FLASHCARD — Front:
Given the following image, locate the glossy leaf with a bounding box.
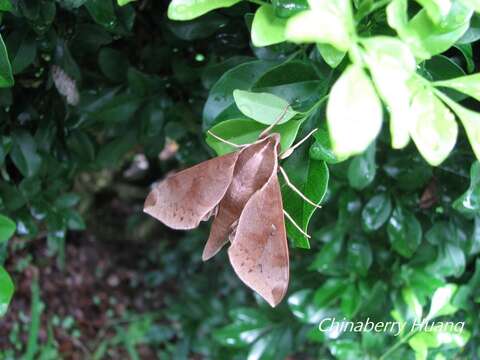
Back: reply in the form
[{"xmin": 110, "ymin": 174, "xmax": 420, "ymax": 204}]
[
  {"xmin": 0, "ymin": 266, "xmax": 14, "ymax": 317},
  {"xmin": 347, "ymin": 143, "xmax": 376, "ymax": 190},
  {"xmin": 415, "ymin": 0, "xmax": 452, "ymax": 23},
  {"xmin": 387, "ymin": 0, "xmax": 473, "ymax": 60},
  {"xmin": 0, "ymin": 214, "xmax": 16, "ymax": 243},
  {"xmin": 285, "ymin": 0, "xmax": 354, "ymax": 51},
  {"xmin": 409, "ymin": 87, "xmax": 457, "ymax": 166},
  {"xmin": 309, "ymin": 128, "xmax": 346, "ymax": 164},
  {"xmin": 426, "ymin": 284, "xmax": 458, "ymax": 320},
  {"xmin": 362, "ymin": 36, "xmax": 416, "ymax": 149},
  {"xmin": 387, "ymin": 206, "xmax": 422, "ymax": 258},
  {"xmin": 10, "ymin": 131, "xmax": 42, "ymax": 178},
  {"xmin": 317, "ymin": 43, "xmax": 346, "ymax": 69},
  {"xmin": 168, "ymin": 0, "xmax": 241, "ymax": 21},
  {"xmin": 327, "ymin": 64, "xmax": 383, "ymax": 158},
  {"xmin": 453, "ymin": 161, "xmax": 480, "ymax": 217},
  {"xmin": 206, "ymin": 118, "xmax": 303, "ymax": 156},
  {"xmin": 233, "ymin": 90, "xmax": 297, "ymax": 125},
  {"xmin": 0, "ymin": 33, "xmax": 13, "ymax": 87},
  {"xmin": 203, "ymin": 60, "xmax": 276, "ymax": 129},
  {"xmin": 288, "ymin": 289, "xmax": 325, "ymax": 324},
  {"xmin": 362, "ymin": 193, "xmax": 392, "ymax": 232},
  {"xmin": 282, "ymin": 147, "xmax": 329, "ymax": 248},
  {"xmin": 435, "ymin": 73, "xmax": 480, "ymax": 102},
  {"xmin": 251, "ymin": 5, "xmax": 287, "ymax": 47}
]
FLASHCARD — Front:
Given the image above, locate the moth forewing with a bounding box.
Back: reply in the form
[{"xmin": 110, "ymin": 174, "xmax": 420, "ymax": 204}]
[
  {"xmin": 143, "ymin": 151, "xmax": 240, "ymax": 230},
  {"xmin": 228, "ymin": 135, "xmax": 290, "ymax": 307},
  {"xmin": 202, "ymin": 136, "xmax": 278, "ymax": 260}
]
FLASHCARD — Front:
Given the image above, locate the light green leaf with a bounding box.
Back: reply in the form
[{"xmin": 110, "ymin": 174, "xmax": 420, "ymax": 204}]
[
  {"xmin": 426, "ymin": 284, "xmax": 458, "ymax": 320},
  {"xmin": 117, "ymin": 0, "xmax": 135, "ymax": 5},
  {"xmin": 316, "ymin": 43, "xmax": 346, "ymax": 68},
  {"xmin": 362, "ymin": 36, "xmax": 416, "ymax": 149},
  {"xmin": 233, "ymin": 90, "xmax": 297, "ymax": 125},
  {"xmin": 0, "ymin": 214, "xmax": 16, "ymax": 243},
  {"xmin": 203, "ymin": 60, "xmax": 276, "ymax": 129},
  {"xmin": 434, "ymin": 73, "xmax": 480, "ymax": 102},
  {"xmin": 168, "ymin": 0, "xmax": 241, "ymax": 21},
  {"xmin": 251, "ymin": 5, "xmax": 287, "ymax": 47},
  {"xmin": 415, "ymin": 0, "xmax": 452, "ymax": 23},
  {"xmin": 285, "ymin": 0, "xmax": 354, "ymax": 51},
  {"xmin": 437, "ymin": 92, "xmax": 480, "ymax": 161},
  {"xmin": 459, "ymin": 0, "xmax": 480, "ymax": 12},
  {"xmin": 327, "ymin": 64, "xmax": 383, "ymax": 158},
  {"xmin": 0, "ymin": 33, "xmax": 13, "ymax": 88},
  {"xmin": 387, "ymin": 0, "xmax": 473, "ymax": 60},
  {"xmin": 402, "ymin": 287, "xmax": 423, "ymax": 320},
  {"xmin": 408, "ymin": 87, "xmax": 457, "ymax": 166},
  {"xmin": 0, "ymin": 266, "xmax": 14, "ymax": 317},
  {"xmin": 206, "ymin": 118, "xmax": 303, "ymax": 156},
  {"xmin": 0, "ymin": 0, "xmax": 12, "ymax": 11}
]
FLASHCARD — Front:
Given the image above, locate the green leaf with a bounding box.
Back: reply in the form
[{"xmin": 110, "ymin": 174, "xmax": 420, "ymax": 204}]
[
  {"xmin": 285, "ymin": 0, "xmax": 354, "ymax": 51},
  {"xmin": 213, "ymin": 308, "xmax": 269, "ymax": 348},
  {"xmin": 347, "ymin": 238, "xmax": 372, "ymax": 276},
  {"xmin": 0, "ymin": 266, "xmax": 14, "ymax": 317},
  {"xmin": 434, "ymin": 73, "xmax": 480, "ymax": 102},
  {"xmin": 168, "ymin": 0, "xmax": 241, "ymax": 21},
  {"xmin": 0, "ymin": 0, "xmax": 12, "ymax": 11},
  {"xmin": 309, "ymin": 128, "xmax": 347, "ymax": 164},
  {"xmin": 429, "ymin": 243, "xmax": 466, "ymax": 277},
  {"xmin": 387, "ymin": 206, "xmax": 422, "ymax": 258},
  {"xmin": 362, "ymin": 193, "xmax": 392, "ymax": 232},
  {"xmin": 272, "ymin": 0, "xmax": 308, "ymax": 18},
  {"xmin": 10, "ymin": 131, "xmax": 42, "ymax": 177},
  {"xmin": 282, "ymin": 150, "xmax": 329, "ymax": 248},
  {"xmin": 327, "ymin": 64, "xmax": 383, "ymax": 158},
  {"xmin": 408, "ymin": 86, "xmax": 457, "ymax": 166},
  {"xmin": 98, "ymin": 48, "xmax": 129, "ymax": 82},
  {"xmin": 437, "ymin": 93, "xmax": 480, "ymax": 162},
  {"xmin": 409, "ymin": 328, "xmax": 470, "ymax": 360},
  {"xmin": 0, "ymin": 33, "xmax": 13, "ymax": 87},
  {"xmin": 0, "ymin": 214, "xmax": 16, "ymax": 243},
  {"xmin": 316, "ymin": 43, "xmax": 346, "ymax": 69},
  {"xmin": 248, "ymin": 328, "xmax": 292, "ymax": 360},
  {"xmin": 426, "ymin": 284, "xmax": 458, "ymax": 320},
  {"xmin": 85, "ymin": 0, "xmax": 118, "ymax": 29},
  {"xmin": 452, "ymin": 161, "xmax": 480, "ymax": 217},
  {"xmin": 415, "ymin": 0, "xmax": 452, "ymax": 23},
  {"xmin": 288, "ymin": 289, "xmax": 325, "ymax": 324},
  {"xmin": 166, "ymin": 12, "xmax": 228, "ymax": 41},
  {"xmin": 347, "ymin": 143, "xmax": 376, "ymax": 190},
  {"xmin": 402, "ymin": 287, "xmax": 423, "ymax": 320},
  {"xmin": 233, "ymin": 90, "xmax": 297, "ymax": 125},
  {"xmin": 459, "ymin": 0, "xmax": 480, "ymax": 12},
  {"xmin": 314, "ymin": 278, "xmax": 347, "ymax": 307},
  {"xmin": 362, "ymin": 36, "xmax": 416, "ymax": 149},
  {"xmin": 5, "ymin": 29, "xmax": 37, "ymax": 75},
  {"xmin": 251, "ymin": 5, "xmax": 287, "ymax": 47},
  {"xmin": 117, "ymin": 0, "xmax": 135, "ymax": 5},
  {"xmin": 387, "ymin": 0, "xmax": 473, "ymax": 60},
  {"xmin": 203, "ymin": 60, "xmax": 276, "ymax": 129},
  {"xmin": 206, "ymin": 118, "xmax": 303, "ymax": 156}
]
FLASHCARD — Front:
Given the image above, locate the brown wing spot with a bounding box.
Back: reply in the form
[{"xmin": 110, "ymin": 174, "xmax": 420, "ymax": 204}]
[
  {"xmin": 144, "ymin": 191, "xmax": 157, "ymax": 208},
  {"xmin": 271, "ymin": 285, "xmax": 285, "ymax": 304}
]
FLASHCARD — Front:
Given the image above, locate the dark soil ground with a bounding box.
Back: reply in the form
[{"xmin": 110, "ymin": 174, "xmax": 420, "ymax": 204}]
[{"xmin": 0, "ymin": 232, "xmax": 168, "ymax": 359}]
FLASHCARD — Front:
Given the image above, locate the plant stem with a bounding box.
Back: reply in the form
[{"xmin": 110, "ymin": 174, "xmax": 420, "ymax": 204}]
[{"xmin": 378, "ymin": 330, "xmax": 416, "ymax": 360}]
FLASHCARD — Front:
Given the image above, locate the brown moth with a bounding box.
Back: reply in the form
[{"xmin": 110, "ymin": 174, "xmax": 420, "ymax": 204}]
[{"xmin": 144, "ymin": 112, "xmax": 319, "ymax": 307}]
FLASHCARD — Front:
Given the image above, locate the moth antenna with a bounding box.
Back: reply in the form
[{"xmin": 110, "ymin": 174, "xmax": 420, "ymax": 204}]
[
  {"xmin": 207, "ymin": 130, "xmax": 246, "ymax": 149},
  {"xmin": 259, "ymin": 104, "xmax": 292, "ymax": 139},
  {"xmin": 279, "ymin": 128, "xmax": 318, "ymax": 159},
  {"xmin": 279, "ymin": 166, "xmax": 322, "ymax": 209},
  {"xmin": 283, "ymin": 209, "xmax": 311, "ymax": 238}
]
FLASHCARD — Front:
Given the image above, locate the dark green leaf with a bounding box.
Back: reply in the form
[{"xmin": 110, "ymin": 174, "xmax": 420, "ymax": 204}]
[
  {"xmin": 0, "ymin": 214, "xmax": 15, "ymax": 243},
  {"xmin": 0, "ymin": 34, "xmax": 13, "ymax": 87},
  {"xmin": 362, "ymin": 193, "xmax": 392, "ymax": 232},
  {"xmin": 10, "ymin": 130, "xmax": 42, "ymax": 177},
  {"xmin": 347, "ymin": 142, "xmax": 376, "ymax": 190},
  {"xmin": 387, "ymin": 206, "xmax": 422, "ymax": 258}
]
